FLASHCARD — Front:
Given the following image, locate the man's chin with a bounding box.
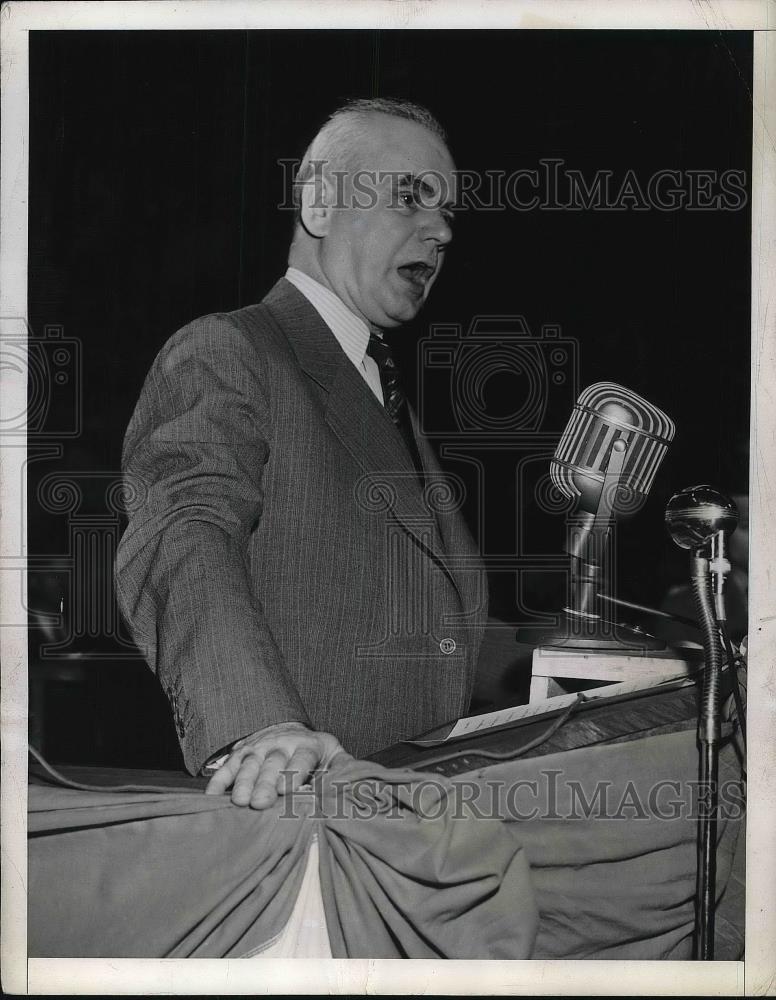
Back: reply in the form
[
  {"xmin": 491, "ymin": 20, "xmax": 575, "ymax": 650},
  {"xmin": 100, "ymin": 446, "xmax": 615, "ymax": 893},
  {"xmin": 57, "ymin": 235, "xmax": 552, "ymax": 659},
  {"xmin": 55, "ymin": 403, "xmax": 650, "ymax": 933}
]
[{"xmin": 378, "ymin": 294, "xmax": 427, "ymax": 327}]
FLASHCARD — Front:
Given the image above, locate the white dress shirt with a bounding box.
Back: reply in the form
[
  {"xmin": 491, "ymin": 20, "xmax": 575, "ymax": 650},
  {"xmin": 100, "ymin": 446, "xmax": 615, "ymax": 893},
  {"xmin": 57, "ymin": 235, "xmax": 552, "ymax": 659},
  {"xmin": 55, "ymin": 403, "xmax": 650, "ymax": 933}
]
[{"xmin": 285, "ymin": 267, "xmax": 384, "ymax": 404}]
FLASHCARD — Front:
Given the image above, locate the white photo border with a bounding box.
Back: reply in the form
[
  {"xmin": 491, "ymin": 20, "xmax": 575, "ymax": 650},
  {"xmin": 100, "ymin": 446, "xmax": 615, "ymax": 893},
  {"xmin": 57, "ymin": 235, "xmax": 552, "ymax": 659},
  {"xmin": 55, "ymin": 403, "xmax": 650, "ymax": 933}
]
[{"xmin": 1, "ymin": 1, "xmax": 773, "ymax": 995}]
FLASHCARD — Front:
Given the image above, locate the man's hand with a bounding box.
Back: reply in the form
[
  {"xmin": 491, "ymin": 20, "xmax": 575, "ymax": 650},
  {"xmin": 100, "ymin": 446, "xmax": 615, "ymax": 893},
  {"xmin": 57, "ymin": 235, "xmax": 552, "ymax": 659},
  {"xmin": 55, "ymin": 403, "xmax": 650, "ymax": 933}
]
[{"xmin": 204, "ymin": 721, "xmax": 348, "ymax": 809}]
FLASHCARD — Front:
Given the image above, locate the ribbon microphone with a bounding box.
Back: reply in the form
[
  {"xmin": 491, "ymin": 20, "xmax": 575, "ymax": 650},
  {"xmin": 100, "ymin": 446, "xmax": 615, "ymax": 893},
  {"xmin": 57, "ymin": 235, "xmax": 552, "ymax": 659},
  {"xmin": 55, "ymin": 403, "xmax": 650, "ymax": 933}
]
[{"xmin": 535, "ymin": 381, "xmax": 676, "ymax": 650}]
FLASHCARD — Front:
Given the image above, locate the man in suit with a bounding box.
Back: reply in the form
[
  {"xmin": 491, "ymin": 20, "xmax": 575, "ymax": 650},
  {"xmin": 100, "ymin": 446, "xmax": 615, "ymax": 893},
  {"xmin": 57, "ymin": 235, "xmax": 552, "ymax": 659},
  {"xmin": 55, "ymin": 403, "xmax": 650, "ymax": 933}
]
[{"xmin": 116, "ymin": 98, "xmax": 487, "ymax": 808}]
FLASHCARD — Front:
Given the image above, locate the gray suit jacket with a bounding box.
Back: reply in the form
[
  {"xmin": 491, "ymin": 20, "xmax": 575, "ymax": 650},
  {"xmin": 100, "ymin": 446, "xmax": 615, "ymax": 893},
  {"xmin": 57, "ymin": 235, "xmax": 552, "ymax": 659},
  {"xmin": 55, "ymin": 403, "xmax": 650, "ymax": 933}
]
[{"xmin": 116, "ymin": 279, "xmax": 488, "ymax": 773}]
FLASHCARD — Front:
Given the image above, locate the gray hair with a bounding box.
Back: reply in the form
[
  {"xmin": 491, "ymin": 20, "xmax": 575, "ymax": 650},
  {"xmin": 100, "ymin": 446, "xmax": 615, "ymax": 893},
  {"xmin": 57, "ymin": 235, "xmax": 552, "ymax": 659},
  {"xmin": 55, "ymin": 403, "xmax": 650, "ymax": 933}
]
[{"xmin": 293, "ymin": 98, "xmax": 449, "ymax": 216}]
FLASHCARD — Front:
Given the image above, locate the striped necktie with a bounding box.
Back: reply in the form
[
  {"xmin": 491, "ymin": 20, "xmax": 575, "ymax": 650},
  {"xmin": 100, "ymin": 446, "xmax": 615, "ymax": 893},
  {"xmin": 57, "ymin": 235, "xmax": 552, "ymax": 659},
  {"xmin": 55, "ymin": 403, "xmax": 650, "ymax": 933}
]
[{"xmin": 366, "ymin": 331, "xmax": 424, "ymax": 479}]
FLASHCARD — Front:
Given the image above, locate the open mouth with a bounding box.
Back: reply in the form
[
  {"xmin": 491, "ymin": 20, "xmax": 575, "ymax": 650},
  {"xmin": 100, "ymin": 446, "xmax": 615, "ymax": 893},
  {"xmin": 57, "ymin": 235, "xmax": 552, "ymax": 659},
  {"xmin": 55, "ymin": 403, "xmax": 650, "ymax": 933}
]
[{"xmin": 397, "ymin": 262, "xmax": 435, "ymax": 290}]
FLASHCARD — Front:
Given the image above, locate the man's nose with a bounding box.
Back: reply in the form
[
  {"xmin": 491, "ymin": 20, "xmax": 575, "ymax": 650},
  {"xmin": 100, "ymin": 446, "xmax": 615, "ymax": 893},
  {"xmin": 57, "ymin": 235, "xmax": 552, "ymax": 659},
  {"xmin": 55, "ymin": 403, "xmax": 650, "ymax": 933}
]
[{"xmin": 419, "ymin": 207, "xmax": 453, "ymax": 246}]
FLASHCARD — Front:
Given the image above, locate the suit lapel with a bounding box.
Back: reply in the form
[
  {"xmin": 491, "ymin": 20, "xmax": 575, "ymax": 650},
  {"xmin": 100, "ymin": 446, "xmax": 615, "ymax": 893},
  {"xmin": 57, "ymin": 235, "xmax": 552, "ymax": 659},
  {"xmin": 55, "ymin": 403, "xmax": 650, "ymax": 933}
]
[
  {"xmin": 261, "ymin": 279, "xmax": 464, "ymax": 598},
  {"xmin": 412, "ymin": 413, "xmax": 483, "ymax": 605}
]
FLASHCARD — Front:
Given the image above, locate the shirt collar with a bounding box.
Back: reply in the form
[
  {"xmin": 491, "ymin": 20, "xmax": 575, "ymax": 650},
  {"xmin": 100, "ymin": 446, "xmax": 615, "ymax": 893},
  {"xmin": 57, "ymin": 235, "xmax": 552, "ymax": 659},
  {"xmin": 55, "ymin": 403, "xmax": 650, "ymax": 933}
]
[{"xmin": 285, "ymin": 267, "xmax": 375, "ymax": 368}]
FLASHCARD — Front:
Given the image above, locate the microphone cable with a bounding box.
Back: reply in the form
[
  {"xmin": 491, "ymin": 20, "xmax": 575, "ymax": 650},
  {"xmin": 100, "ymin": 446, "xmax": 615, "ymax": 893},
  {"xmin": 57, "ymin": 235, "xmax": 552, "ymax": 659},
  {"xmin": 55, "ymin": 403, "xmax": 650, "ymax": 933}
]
[
  {"xmin": 718, "ymin": 623, "xmax": 747, "ymax": 749},
  {"xmin": 596, "ymin": 592, "xmax": 700, "ymax": 632},
  {"xmin": 402, "ymin": 693, "xmax": 588, "ymax": 774},
  {"xmin": 27, "ymin": 744, "xmax": 202, "ymax": 795}
]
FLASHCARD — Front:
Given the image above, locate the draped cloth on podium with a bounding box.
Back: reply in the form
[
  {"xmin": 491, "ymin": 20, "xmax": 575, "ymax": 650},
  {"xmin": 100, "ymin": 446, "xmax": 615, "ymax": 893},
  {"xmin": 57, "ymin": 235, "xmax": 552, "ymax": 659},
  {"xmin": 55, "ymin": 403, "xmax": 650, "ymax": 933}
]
[
  {"xmin": 28, "ymin": 758, "xmax": 538, "ymax": 959},
  {"xmin": 28, "ymin": 730, "xmax": 744, "ymax": 959}
]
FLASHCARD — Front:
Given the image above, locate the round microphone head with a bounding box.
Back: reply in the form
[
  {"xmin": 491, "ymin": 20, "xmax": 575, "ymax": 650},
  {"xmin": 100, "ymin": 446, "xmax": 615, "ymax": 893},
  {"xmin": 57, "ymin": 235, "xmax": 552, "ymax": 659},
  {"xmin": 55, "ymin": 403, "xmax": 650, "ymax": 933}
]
[
  {"xmin": 665, "ymin": 485, "xmax": 738, "ymax": 550},
  {"xmin": 551, "ymin": 382, "xmax": 675, "ymax": 517}
]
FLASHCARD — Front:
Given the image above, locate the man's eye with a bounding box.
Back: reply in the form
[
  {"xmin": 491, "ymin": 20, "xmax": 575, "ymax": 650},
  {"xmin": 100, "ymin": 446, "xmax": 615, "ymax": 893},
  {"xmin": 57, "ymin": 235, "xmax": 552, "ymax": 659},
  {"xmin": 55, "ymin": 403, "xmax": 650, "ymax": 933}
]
[{"xmin": 398, "ymin": 190, "xmax": 416, "ymax": 208}]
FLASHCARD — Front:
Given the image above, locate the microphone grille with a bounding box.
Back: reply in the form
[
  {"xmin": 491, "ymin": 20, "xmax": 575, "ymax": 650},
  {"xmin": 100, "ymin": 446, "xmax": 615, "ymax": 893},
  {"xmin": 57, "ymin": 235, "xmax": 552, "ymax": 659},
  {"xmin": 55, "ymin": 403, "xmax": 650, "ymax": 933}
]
[
  {"xmin": 577, "ymin": 382, "xmax": 675, "ymax": 439},
  {"xmin": 551, "ymin": 382, "xmax": 675, "ymax": 503}
]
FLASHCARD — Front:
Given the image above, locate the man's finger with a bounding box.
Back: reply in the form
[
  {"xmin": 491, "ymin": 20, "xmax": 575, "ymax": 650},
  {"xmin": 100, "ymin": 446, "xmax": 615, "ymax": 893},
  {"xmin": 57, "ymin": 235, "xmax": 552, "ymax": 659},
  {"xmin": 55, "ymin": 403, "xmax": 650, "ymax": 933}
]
[
  {"xmin": 327, "ymin": 749, "xmax": 355, "ymax": 772},
  {"xmin": 280, "ymin": 745, "xmax": 322, "ymax": 793},
  {"xmin": 231, "ymin": 753, "xmax": 264, "ymax": 807},
  {"xmin": 205, "ymin": 748, "xmax": 253, "ymax": 797},
  {"xmin": 249, "ymin": 748, "xmax": 290, "ymax": 809}
]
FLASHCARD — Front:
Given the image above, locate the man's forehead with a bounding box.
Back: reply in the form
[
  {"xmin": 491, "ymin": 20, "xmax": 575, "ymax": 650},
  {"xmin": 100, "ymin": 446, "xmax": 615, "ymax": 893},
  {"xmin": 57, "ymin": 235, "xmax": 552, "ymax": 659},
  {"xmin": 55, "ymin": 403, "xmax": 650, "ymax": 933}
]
[{"xmin": 357, "ymin": 113, "xmax": 455, "ymax": 175}]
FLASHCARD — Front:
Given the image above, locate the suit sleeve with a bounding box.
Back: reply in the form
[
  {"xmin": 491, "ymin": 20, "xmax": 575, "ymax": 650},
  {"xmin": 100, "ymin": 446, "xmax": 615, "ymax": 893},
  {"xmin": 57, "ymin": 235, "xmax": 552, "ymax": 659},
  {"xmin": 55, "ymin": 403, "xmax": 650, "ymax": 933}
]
[{"xmin": 115, "ymin": 313, "xmax": 312, "ymax": 774}]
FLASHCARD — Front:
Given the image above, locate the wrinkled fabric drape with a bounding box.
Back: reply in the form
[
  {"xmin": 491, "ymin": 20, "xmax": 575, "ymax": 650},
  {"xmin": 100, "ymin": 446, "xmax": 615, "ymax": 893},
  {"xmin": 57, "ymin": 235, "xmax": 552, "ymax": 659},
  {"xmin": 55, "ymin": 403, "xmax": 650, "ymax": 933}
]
[
  {"xmin": 313, "ymin": 761, "xmax": 538, "ymax": 958},
  {"xmin": 29, "ymin": 784, "xmax": 311, "ymax": 957},
  {"xmin": 453, "ymin": 729, "xmax": 744, "ymax": 959},
  {"xmin": 28, "ymin": 730, "xmax": 744, "ymax": 959},
  {"xmin": 28, "ymin": 759, "xmax": 537, "ymax": 959}
]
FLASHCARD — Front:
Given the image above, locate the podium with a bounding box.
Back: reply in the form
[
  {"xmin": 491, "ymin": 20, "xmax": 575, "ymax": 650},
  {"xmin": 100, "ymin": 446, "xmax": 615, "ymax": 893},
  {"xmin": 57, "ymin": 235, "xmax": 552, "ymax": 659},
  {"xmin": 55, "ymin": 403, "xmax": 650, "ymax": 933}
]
[{"xmin": 528, "ymin": 644, "xmax": 702, "ymax": 702}]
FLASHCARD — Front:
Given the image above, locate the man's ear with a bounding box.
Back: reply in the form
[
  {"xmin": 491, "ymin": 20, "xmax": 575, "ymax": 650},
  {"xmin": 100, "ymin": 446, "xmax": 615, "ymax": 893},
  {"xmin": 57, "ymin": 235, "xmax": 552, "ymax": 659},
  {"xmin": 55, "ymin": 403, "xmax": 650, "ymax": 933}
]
[{"xmin": 299, "ymin": 170, "xmax": 335, "ymax": 238}]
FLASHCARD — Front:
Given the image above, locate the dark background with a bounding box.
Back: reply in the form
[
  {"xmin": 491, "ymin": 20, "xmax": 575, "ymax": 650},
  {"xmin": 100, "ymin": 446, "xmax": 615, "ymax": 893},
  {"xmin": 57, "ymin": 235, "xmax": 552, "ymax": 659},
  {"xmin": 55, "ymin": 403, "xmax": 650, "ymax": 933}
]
[{"xmin": 27, "ymin": 30, "xmax": 752, "ymax": 769}]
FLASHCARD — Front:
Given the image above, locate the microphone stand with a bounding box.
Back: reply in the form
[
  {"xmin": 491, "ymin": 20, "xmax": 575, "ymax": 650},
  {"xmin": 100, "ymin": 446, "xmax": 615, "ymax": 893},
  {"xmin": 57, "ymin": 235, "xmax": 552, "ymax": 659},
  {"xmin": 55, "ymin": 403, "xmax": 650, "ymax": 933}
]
[
  {"xmin": 566, "ymin": 439, "xmax": 625, "ymax": 624},
  {"xmin": 690, "ymin": 538, "xmax": 725, "ymax": 960},
  {"xmin": 664, "ymin": 485, "xmax": 740, "ymax": 961},
  {"xmin": 539, "ymin": 438, "xmax": 665, "ymax": 651}
]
